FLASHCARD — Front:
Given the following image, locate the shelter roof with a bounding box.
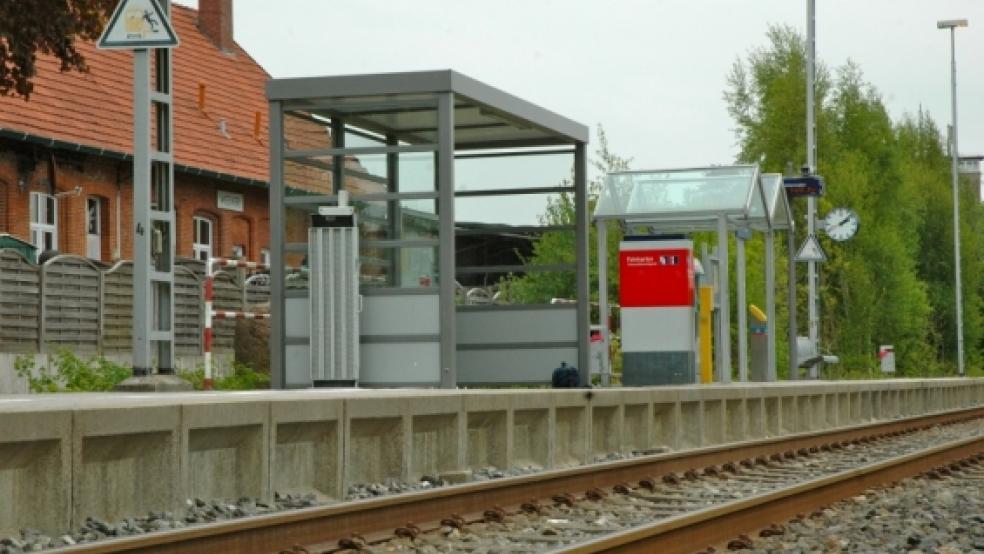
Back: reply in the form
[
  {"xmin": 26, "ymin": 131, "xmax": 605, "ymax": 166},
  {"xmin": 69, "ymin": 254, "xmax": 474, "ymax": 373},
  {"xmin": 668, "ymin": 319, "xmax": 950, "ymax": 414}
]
[
  {"xmin": 268, "ymin": 70, "xmax": 588, "ymax": 148},
  {"xmin": 594, "ymin": 165, "xmax": 789, "ymax": 232}
]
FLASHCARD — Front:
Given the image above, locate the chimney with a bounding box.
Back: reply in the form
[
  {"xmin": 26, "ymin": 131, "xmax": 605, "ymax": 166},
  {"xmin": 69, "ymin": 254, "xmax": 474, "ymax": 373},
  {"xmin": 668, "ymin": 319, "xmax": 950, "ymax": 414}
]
[{"xmin": 198, "ymin": 0, "xmax": 235, "ymax": 53}]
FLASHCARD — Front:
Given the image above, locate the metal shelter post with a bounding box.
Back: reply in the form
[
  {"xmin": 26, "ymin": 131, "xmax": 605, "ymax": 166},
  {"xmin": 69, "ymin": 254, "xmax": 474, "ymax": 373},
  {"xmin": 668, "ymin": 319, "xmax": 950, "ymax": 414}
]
[
  {"xmin": 736, "ymin": 230, "xmax": 748, "ymax": 381},
  {"xmin": 765, "ymin": 230, "xmax": 778, "ymax": 381},
  {"xmin": 269, "ymin": 101, "xmax": 285, "ymax": 389},
  {"xmin": 805, "ymin": 0, "xmax": 820, "ymax": 379},
  {"xmin": 787, "ymin": 217, "xmax": 799, "ymax": 379},
  {"xmin": 575, "ymin": 142, "xmax": 590, "ymax": 387},
  {"xmin": 597, "ymin": 219, "xmax": 610, "ymax": 386},
  {"xmin": 437, "ymin": 92, "xmax": 457, "ymax": 389},
  {"xmin": 716, "ymin": 214, "xmax": 731, "ymax": 383}
]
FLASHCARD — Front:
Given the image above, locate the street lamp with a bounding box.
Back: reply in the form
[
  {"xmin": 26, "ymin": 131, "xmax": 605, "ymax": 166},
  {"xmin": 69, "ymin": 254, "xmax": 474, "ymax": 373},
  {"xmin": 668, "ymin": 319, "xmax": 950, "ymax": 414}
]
[{"xmin": 938, "ymin": 18, "xmax": 968, "ymax": 377}]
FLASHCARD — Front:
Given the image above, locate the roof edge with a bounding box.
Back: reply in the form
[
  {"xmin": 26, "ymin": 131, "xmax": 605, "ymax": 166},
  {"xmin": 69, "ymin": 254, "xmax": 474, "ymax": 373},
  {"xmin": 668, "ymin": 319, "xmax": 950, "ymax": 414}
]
[
  {"xmin": 267, "ymin": 69, "xmax": 588, "ymax": 144},
  {"xmin": 0, "ymin": 129, "xmax": 269, "ymax": 189}
]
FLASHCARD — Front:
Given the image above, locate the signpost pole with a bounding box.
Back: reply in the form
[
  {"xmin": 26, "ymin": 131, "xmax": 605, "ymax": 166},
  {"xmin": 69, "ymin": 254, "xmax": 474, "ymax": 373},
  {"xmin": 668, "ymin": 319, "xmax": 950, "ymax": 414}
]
[
  {"xmin": 806, "ymin": 0, "xmax": 820, "ymax": 379},
  {"xmin": 102, "ymin": 0, "xmax": 187, "ymax": 390}
]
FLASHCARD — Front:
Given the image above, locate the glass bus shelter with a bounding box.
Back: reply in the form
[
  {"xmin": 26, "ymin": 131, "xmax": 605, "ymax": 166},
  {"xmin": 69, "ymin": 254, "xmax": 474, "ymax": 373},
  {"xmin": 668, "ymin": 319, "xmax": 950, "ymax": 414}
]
[
  {"xmin": 267, "ymin": 70, "xmax": 591, "ymax": 388},
  {"xmin": 593, "ymin": 166, "xmax": 794, "ymax": 382}
]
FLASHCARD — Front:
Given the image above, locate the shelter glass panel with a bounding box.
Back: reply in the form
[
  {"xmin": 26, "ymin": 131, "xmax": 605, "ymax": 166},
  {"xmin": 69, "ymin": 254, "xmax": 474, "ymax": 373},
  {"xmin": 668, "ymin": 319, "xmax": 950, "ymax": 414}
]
[
  {"xmin": 361, "ymin": 245, "xmax": 439, "ymax": 289},
  {"xmin": 456, "ymin": 193, "xmax": 568, "ymax": 227},
  {"xmin": 595, "ymin": 166, "xmax": 758, "ymax": 219},
  {"xmin": 355, "ymin": 198, "xmax": 438, "ymax": 241},
  {"xmin": 454, "ymin": 150, "xmax": 574, "ymax": 192}
]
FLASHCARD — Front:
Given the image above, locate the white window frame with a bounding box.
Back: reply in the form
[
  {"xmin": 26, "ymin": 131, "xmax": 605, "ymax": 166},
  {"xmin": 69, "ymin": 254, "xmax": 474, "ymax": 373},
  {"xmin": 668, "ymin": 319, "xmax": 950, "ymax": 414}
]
[
  {"xmin": 192, "ymin": 216, "xmax": 213, "ymax": 262},
  {"xmin": 30, "ymin": 192, "xmax": 58, "ymax": 259}
]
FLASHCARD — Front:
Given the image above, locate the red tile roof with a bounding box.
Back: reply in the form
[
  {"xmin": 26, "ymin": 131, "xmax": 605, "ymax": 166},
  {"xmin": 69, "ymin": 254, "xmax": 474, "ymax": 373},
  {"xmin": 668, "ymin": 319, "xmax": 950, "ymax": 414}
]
[{"xmin": 0, "ymin": 4, "xmax": 270, "ymax": 185}]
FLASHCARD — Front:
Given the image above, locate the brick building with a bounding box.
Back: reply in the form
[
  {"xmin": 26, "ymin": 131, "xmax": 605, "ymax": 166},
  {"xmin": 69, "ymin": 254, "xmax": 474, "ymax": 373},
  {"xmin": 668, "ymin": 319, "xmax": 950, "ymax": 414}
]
[{"xmin": 0, "ymin": 0, "xmax": 271, "ymax": 264}]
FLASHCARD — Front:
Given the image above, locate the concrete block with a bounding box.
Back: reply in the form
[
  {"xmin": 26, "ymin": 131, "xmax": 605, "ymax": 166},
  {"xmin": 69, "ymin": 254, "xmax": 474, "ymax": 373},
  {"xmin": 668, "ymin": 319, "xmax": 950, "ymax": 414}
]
[
  {"xmin": 764, "ymin": 396, "xmax": 780, "ymax": 437},
  {"xmin": 702, "ymin": 400, "xmax": 724, "ymax": 445},
  {"xmin": 0, "ymin": 410, "xmax": 71, "ymax": 536},
  {"xmin": 553, "ymin": 405, "xmax": 587, "ymax": 467},
  {"xmin": 725, "ymin": 399, "xmax": 745, "ymax": 442},
  {"xmin": 591, "ymin": 405, "xmax": 620, "ymax": 458},
  {"xmin": 652, "ymin": 402, "xmax": 678, "ymax": 450},
  {"xmin": 679, "ymin": 401, "xmax": 701, "ymax": 449},
  {"xmin": 466, "ymin": 410, "xmax": 507, "ymax": 470},
  {"xmin": 347, "ymin": 416, "xmax": 404, "ymax": 485},
  {"xmin": 270, "ymin": 398, "xmax": 342, "ymax": 501},
  {"xmin": 512, "ymin": 408, "xmax": 548, "ymax": 468},
  {"xmin": 622, "ymin": 403, "xmax": 650, "ymax": 453},
  {"xmin": 821, "ymin": 395, "xmax": 836, "ymax": 428},
  {"xmin": 182, "ymin": 401, "xmax": 268, "ymax": 503},
  {"xmin": 73, "ymin": 405, "xmax": 180, "ymax": 528},
  {"xmin": 746, "ymin": 397, "xmax": 764, "ymax": 439},
  {"xmin": 781, "ymin": 396, "xmax": 797, "ymax": 434},
  {"xmin": 411, "ymin": 413, "xmax": 458, "ymax": 480}
]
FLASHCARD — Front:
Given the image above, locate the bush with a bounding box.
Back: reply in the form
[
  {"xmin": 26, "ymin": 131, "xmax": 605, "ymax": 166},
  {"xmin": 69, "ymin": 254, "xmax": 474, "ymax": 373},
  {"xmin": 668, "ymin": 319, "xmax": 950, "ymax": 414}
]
[
  {"xmin": 178, "ymin": 361, "xmax": 269, "ymax": 391},
  {"xmin": 15, "ymin": 350, "xmax": 130, "ymax": 392}
]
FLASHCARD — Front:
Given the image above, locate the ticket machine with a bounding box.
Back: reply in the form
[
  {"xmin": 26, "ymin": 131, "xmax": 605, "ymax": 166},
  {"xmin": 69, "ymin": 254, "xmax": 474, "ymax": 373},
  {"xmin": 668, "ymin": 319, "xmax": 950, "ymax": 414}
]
[{"xmin": 619, "ymin": 238, "xmax": 697, "ymax": 385}]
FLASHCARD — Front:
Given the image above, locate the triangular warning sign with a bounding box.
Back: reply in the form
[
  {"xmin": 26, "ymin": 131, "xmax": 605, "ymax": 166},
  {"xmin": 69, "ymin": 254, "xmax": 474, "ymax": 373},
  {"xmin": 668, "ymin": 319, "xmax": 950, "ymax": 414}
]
[
  {"xmin": 795, "ymin": 234, "xmax": 827, "ymax": 263},
  {"xmin": 98, "ymin": 0, "xmax": 179, "ymax": 50}
]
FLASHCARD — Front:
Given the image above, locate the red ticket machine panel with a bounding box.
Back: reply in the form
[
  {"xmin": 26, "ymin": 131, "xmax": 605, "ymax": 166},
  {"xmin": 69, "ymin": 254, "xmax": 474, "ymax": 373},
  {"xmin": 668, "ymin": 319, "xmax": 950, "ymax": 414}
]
[{"xmin": 619, "ymin": 241, "xmax": 694, "ymax": 308}]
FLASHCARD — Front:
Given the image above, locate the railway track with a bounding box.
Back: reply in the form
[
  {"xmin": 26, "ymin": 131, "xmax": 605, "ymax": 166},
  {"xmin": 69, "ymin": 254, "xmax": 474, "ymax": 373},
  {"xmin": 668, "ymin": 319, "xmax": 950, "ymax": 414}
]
[{"xmin": 57, "ymin": 405, "xmax": 984, "ymax": 554}]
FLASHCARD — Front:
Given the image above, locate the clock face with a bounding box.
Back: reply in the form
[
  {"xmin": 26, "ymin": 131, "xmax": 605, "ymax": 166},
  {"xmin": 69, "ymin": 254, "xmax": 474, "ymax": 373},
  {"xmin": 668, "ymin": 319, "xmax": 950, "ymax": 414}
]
[{"xmin": 824, "ymin": 207, "xmax": 860, "ymax": 242}]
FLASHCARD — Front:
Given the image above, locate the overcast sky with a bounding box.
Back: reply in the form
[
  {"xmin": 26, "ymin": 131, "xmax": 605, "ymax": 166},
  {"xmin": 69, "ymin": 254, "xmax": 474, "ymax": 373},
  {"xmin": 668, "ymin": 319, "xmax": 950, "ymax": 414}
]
[{"xmin": 173, "ymin": 0, "xmax": 984, "ymax": 171}]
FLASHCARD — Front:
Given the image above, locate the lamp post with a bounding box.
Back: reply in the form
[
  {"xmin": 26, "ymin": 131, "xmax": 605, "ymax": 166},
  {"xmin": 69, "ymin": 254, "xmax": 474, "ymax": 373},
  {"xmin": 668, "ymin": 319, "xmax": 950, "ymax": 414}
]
[{"xmin": 938, "ymin": 18, "xmax": 968, "ymax": 377}]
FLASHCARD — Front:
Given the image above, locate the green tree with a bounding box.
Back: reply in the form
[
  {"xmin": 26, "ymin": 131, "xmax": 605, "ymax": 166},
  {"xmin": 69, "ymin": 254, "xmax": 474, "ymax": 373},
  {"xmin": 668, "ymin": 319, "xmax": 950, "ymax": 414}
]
[
  {"xmin": 0, "ymin": 0, "xmax": 116, "ymax": 98},
  {"xmin": 725, "ymin": 24, "xmax": 976, "ymax": 376},
  {"xmin": 498, "ymin": 125, "xmax": 630, "ymax": 306}
]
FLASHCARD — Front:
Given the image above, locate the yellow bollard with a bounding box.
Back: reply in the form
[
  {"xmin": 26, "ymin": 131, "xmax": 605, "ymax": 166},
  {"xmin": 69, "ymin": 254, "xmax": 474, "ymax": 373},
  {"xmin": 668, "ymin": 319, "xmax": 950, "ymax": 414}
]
[{"xmin": 699, "ymin": 285, "xmax": 714, "ymax": 384}]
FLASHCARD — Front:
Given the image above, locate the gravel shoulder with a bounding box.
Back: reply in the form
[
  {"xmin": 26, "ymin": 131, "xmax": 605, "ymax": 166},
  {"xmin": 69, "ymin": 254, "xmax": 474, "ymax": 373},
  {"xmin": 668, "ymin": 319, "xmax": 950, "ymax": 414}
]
[{"xmin": 721, "ymin": 471, "xmax": 984, "ymax": 554}]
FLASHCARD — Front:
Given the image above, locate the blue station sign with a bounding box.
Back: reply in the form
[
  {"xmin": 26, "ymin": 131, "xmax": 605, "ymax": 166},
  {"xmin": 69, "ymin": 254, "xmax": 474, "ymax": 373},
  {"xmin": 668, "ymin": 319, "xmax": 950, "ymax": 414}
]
[{"xmin": 783, "ymin": 175, "xmax": 825, "ymax": 197}]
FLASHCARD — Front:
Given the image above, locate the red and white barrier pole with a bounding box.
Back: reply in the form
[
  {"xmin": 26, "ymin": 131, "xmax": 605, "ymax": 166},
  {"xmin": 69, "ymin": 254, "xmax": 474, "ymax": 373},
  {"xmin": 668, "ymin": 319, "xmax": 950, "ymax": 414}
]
[
  {"xmin": 202, "ymin": 257, "xmax": 282, "ymax": 390},
  {"xmin": 203, "ymin": 260, "xmax": 216, "ymax": 390}
]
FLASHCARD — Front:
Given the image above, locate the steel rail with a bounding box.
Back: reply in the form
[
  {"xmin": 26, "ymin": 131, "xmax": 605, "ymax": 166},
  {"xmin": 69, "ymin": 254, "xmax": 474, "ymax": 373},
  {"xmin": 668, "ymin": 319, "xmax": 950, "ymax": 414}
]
[
  {"xmin": 558, "ymin": 435, "xmax": 984, "ymax": 553},
  {"xmin": 55, "ymin": 405, "xmax": 984, "ymax": 554}
]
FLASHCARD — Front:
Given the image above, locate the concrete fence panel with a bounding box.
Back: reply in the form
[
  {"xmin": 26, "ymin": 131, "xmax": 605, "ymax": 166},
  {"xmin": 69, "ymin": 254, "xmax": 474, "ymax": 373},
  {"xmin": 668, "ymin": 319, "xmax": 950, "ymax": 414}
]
[
  {"xmin": 211, "ymin": 270, "xmax": 244, "ymax": 351},
  {"xmin": 40, "ymin": 255, "xmax": 101, "ymax": 352},
  {"xmin": 0, "ymin": 250, "xmax": 40, "ymax": 352},
  {"xmin": 101, "ymin": 261, "xmax": 133, "ymax": 353},
  {"xmin": 174, "ymin": 266, "xmax": 202, "ymax": 355}
]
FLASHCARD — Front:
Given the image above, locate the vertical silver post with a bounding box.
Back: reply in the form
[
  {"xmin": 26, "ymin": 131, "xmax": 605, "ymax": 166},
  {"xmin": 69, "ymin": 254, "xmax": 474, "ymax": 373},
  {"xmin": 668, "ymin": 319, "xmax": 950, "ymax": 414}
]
[
  {"xmin": 947, "ymin": 26, "xmax": 965, "ymax": 377},
  {"xmin": 716, "ymin": 214, "xmax": 731, "ymax": 383},
  {"xmin": 597, "ymin": 220, "xmax": 610, "ymax": 386},
  {"xmin": 132, "ymin": 48, "xmax": 152, "ymax": 375},
  {"xmin": 574, "ymin": 142, "xmax": 590, "ymax": 387},
  {"xmin": 765, "ymin": 231, "xmax": 777, "ymax": 381},
  {"xmin": 736, "ymin": 231, "xmax": 748, "ymax": 381},
  {"xmin": 269, "ymin": 101, "xmax": 285, "ymax": 389},
  {"xmin": 437, "ymin": 93, "xmax": 456, "ymax": 389},
  {"xmin": 805, "ymin": 0, "xmax": 819, "ymax": 379},
  {"xmin": 787, "ymin": 216, "xmax": 798, "ymax": 380}
]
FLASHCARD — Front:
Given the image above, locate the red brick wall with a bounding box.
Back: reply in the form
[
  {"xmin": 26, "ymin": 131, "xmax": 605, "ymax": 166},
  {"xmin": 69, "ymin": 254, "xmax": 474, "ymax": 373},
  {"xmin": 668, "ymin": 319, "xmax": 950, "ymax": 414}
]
[{"xmin": 0, "ymin": 147, "xmax": 269, "ymax": 263}]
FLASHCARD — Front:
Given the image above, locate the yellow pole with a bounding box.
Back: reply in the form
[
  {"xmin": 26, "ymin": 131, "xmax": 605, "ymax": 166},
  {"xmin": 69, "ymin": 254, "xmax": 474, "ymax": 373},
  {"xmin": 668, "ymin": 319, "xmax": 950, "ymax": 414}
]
[{"xmin": 699, "ymin": 285, "xmax": 714, "ymax": 383}]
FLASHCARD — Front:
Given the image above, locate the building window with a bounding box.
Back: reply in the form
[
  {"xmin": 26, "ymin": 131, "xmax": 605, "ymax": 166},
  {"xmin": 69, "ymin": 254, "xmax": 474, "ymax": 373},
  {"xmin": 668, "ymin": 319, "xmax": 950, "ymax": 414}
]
[
  {"xmin": 193, "ymin": 216, "xmax": 213, "ymax": 261},
  {"xmin": 260, "ymin": 248, "xmax": 270, "ymax": 267},
  {"xmin": 30, "ymin": 192, "xmax": 57, "ymax": 258},
  {"xmin": 231, "ymin": 244, "xmax": 245, "ymax": 259}
]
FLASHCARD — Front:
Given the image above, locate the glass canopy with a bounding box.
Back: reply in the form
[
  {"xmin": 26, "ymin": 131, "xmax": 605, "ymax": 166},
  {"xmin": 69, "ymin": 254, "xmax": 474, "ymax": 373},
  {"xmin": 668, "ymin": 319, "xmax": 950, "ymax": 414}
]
[
  {"xmin": 749, "ymin": 173, "xmax": 794, "ymax": 231},
  {"xmin": 594, "ymin": 165, "xmax": 789, "ymax": 232}
]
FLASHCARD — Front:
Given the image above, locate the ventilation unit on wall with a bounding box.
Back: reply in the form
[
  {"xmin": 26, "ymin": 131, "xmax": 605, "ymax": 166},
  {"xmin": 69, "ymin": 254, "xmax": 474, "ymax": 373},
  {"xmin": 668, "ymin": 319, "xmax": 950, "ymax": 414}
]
[{"xmin": 309, "ymin": 193, "xmax": 360, "ymax": 386}]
